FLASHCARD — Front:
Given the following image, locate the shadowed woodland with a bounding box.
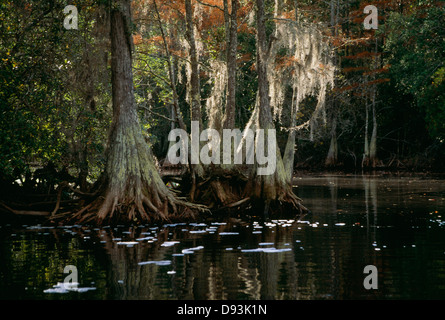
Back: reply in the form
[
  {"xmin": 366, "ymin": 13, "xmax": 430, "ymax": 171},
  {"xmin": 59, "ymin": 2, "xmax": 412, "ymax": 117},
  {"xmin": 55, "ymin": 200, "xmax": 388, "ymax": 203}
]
[{"xmin": 0, "ymin": 0, "xmax": 444, "ymax": 224}]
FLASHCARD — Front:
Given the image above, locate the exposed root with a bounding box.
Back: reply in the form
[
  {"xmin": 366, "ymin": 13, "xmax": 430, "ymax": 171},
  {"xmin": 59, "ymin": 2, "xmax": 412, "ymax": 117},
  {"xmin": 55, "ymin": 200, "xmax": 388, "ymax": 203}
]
[
  {"xmin": 186, "ymin": 167, "xmax": 307, "ymax": 219},
  {"xmin": 60, "ymin": 186, "xmax": 209, "ymax": 226}
]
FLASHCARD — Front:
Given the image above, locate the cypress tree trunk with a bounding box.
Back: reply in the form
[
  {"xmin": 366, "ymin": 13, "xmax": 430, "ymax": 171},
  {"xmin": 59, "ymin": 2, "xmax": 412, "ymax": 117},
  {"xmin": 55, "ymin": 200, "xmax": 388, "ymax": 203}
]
[
  {"xmin": 189, "ymin": 0, "xmax": 242, "ymax": 208},
  {"xmin": 73, "ymin": 0, "xmax": 204, "ymax": 224},
  {"xmin": 282, "ymin": 87, "xmax": 298, "ymax": 183},
  {"xmin": 185, "ymin": 0, "xmax": 202, "ymax": 129},
  {"xmin": 243, "ymin": 0, "xmax": 306, "ymax": 216},
  {"xmin": 325, "ymin": 117, "xmax": 338, "ymax": 166},
  {"xmin": 362, "ymin": 100, "xmax": 370, "ymax": 168},
  {"xmin": 325, "ymin": 0, "xmax": 339, "ymax": 167},
  {"xmin": 369, "ymin": 88, "xmax": 378, "ymax": 167},
  {"xmin": 369, "ymin": 38, "xmax": 379, "ymax": 168},
  {"xmin": 222, "ymin": 0, "xmax": 238, "ymax": 130},
  {"xmin": 184, "ymin": 0, "xmax": 205, "ymax": 201}
]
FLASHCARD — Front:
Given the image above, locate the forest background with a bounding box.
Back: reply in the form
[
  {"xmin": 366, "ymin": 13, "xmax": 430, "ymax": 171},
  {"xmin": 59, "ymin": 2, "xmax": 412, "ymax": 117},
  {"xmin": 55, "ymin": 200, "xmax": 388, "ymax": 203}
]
[{"xmin": 0, "ymin": 0, "xmax": 444, "ymax": 222}]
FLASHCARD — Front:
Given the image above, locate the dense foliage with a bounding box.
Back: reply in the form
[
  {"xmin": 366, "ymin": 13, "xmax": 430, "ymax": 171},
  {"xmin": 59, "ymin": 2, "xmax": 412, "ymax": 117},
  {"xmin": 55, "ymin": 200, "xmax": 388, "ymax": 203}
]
[{"xmin": 0, "ymin": 0, "xmax": 444, "ymax": 193}]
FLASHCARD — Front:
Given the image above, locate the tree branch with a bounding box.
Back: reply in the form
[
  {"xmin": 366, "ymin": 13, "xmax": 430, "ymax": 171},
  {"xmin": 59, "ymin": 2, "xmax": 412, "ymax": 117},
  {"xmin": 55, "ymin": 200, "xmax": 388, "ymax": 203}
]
[
  {"xmin": 139, "ymin": 105, "xmax": 177, "ymax": 123},
  {"xmin": 195, "ymin": 0, "xmax": 224, "ymax": 12}
]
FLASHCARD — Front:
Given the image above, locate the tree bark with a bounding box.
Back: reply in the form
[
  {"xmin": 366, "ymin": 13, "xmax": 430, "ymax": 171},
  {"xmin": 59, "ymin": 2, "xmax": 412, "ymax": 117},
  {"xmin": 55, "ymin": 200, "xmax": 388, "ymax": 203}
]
[
  {"xmin": 369, "ymin": 87, "xmax": 378, "ymax": 167},
  {"xmin": 283, "ymin": 86, "xmax": 298, "ymax": 183},
  {"xmin": 184, "ymin": 0, "xmax": 205, "ymax": 201},
  {"xmin": 363, "ymin": 38, "xmax": 379, "ymax": 168},
  {"xmin": 362, "ymin": 99, "xmax": 370, "ymax": 168},
  {"xmin": 243, "ymin": 0, "xmax": 306, "ymax": 216},
  {"xmin": 189, "ymin": 0, "xmax": 239, "ymax": 207},
  {"xmin": 325, "ymin": 0, "xmax": 339, "ymax": 167},
  {"xmin": 325, "ymin": 117, "xmax": 338, "ymax": 166},
  {"xmin": 153, "ymin": 0, "xmax": 186, "ymax": 133},
  {"xmin": 222, "ymin": 0, "xmax": 238, "ymax": 130},
  {"xmin": 369, "ymin": 38, "xmax": 379, "ymax": 167},
  {"xmin": 73, "ymin": 0, "xmax": 204, "ymax": 224},
  {"xmin": 279, "ymin": 0, "xmax": 298, "ymax": 183},
  {"xmin": 185, "ymin": 0, "xmax": 202, "ymax": 129}
]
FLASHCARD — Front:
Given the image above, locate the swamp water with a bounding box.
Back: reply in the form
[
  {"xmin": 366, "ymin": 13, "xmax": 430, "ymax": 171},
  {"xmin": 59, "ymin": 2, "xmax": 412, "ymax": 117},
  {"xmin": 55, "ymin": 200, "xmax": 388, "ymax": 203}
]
[{"xmin": 1, "ymin": 174, "xmax": 445, "ymax": 300}]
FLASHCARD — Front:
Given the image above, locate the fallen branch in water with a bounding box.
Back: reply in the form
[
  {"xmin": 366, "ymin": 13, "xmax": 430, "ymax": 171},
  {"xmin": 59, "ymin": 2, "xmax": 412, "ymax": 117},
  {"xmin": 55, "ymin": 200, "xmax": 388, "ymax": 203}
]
[{"xmin": 0, "ymin": 201, "xmax": 50, "ymax": 216}]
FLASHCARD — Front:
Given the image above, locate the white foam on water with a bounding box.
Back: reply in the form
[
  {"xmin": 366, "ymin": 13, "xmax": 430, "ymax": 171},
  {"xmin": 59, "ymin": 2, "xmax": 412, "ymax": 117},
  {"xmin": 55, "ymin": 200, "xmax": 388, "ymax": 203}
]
[
  {"xmin": 116, "ymin": 241, "xmax": 139, "ymax": 246},
  {"xmin": 136, "ymin": 236, "xmax": 154, "ymax": 241},
  {"xmin": 44, "ymin": 282, "xmax": 96, "ymax": 294},
  {"xmin": 190, "ymin": 223, "xmax": 207, "ymax": 227},
  {"xmin": 182, "ymin": 246, "xmax": 204, "ymax": 254},
  {"xmin": 161, "ymin": 241, "xmax": 180, "ymax": 247},
  {"xmin": 138, "ymin": 260, "xmax": 172, "ymax": 266},
  {"xmin": 241, "ymin": 248, "xmax": 292, "ymax": 253}
]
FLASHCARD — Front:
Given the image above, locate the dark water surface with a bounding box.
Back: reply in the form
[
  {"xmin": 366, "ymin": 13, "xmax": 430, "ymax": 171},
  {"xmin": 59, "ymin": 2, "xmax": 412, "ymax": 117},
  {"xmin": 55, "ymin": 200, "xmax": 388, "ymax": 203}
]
[{"xmin": 1, "ymin": 175, "xmax": 445, "ymax": 300}]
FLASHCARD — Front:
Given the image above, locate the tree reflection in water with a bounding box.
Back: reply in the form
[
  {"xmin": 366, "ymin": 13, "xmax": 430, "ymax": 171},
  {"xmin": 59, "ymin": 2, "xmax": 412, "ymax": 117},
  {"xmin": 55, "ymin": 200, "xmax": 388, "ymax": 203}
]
[{"xmin": 1, "ymin": 175, "xmax": 445, "ymax": 299}]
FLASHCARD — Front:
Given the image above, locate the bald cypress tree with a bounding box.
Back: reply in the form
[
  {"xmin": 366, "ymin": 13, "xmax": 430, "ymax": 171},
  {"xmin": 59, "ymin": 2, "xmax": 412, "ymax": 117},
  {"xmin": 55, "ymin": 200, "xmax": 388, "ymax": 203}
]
[{"xmin": 74, "ymin": 0, "xmax": 204, "ymax": 224}]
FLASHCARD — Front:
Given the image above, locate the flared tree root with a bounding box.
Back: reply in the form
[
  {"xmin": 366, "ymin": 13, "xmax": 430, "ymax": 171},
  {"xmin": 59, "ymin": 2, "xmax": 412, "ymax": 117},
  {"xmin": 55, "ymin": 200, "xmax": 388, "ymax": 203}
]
[
  {"xmin": 62, "ymin": 178, "xmax": 208, "ymax": 225},
  {"xmin": 182, "ymin": 167, "xmax": 308, "ymax": 220}
]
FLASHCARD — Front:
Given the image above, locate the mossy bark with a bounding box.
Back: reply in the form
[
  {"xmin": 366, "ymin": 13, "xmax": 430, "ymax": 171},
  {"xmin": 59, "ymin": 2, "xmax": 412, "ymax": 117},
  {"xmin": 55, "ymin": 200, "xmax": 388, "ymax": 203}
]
[
  {"xmin": 73, "ymin": 0, "xmax": 205, "ymax": 224},
  {"xmin": 192, "ymin": 0, "xmax": 307, "ymax": 217},
  {"xmin": 242, "ymin": 0, "xmax": 306, "ymax": 216}
]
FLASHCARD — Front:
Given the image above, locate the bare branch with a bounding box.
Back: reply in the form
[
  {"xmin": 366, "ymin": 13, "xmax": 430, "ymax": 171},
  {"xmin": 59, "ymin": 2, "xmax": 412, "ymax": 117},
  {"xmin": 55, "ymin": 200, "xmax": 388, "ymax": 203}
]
[
  {"xmin": 195, "ymin": 0, "xmax": 224, "ymax": 12},
  {"xmin": 139, "ymin": 105, "xmax": 177, "ymax": 123}
]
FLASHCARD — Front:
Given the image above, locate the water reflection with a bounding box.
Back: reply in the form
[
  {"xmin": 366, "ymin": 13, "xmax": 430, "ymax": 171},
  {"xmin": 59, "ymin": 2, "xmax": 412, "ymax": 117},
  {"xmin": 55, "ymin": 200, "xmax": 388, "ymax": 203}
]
[{"xmin": 1, "ymin": 175, "xmax": 445, "ymax": 300}]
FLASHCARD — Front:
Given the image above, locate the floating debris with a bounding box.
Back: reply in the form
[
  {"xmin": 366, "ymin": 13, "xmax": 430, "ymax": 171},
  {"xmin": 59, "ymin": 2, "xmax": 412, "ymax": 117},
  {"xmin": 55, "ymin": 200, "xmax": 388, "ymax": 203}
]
[
  {"xmin": 241, "ymin": 248, "xmax": 292, "ymax": 253},
  {"xmin": 138, "ymin": 260, "xmax": 172, "ymax": 266},
  {"xmin": 136, "ymin": 236, "xmax": 155, "ymax": 241},
  {"xmin": 44, "ymin": 282, "xmax": 96, "ymax": 294},
  {"xmin": 190, "ymin": 223, "xmax": 207, "ymax": 227},
  {"xmin": 116, "ymin": 241, "xmax": 139, "ymax": 247},
  {"xmin": 182, "ymin": 246, "xmax": 204, "ymax": 254},
  {"xmin": 161, "ymin": 241, "xmax": 180, "ymax": 247}
]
